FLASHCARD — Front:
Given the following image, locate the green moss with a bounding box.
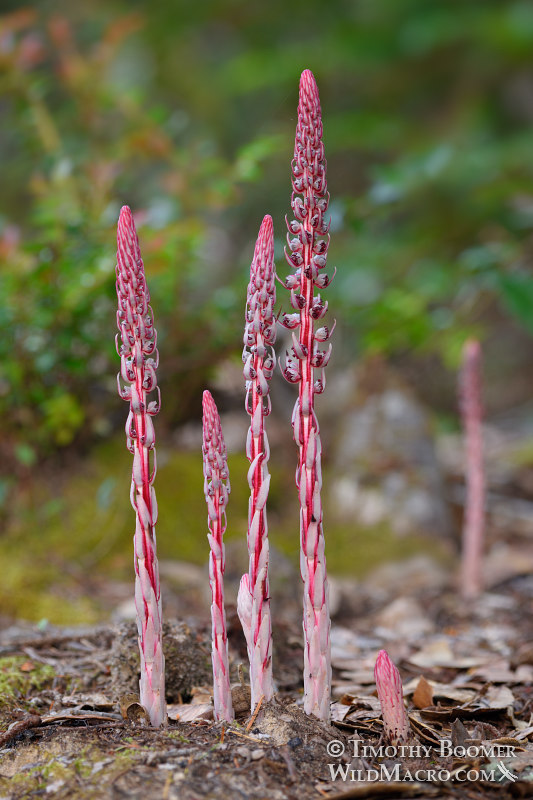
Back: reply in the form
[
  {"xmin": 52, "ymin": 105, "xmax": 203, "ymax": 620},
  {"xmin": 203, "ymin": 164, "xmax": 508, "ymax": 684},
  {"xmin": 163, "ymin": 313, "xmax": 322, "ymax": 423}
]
[
  {"xmin": 507, "ymin": 437, "xmax": 533, "ymax": 468},
  {"xmin": 0, "ymin": 553, "xmax": 103, "ymax": 624},
  {"xmin": 3, "ymin": 431, "xmax": 449, "ymax": 623},
  {"xmin": 0, "ymin": 656, "xmax": 55, "ymax": 705},
  {"xmin": 313, "ymin": 522, "xmax": 451, "ymax": 576},
  {"xmin": 166, "ymin": 731, "xmax": 191, "ymax": 743},
  {"xmin": 72, "ymin": 752, "xmax": 97, "ymax": 779},
  {"xmin": 154, "ymin": 450, "xmax": 250, "ymax": 562},
  {"xmin": 2, "ymin": 435, "xmax": 253, "ymax": 622},
  {"xmin": 0, "ymin": 743, "xmax": 138, "ymax": 799}
]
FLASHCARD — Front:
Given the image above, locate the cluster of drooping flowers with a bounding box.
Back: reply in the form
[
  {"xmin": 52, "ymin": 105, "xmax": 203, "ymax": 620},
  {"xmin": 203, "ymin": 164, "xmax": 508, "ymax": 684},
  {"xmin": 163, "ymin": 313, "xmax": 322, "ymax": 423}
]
[
  {"xmin": 460, "ymin": 339, "xmax": 485, "ymax": 601},
  {"xmin": 116, "ymin": 206, "xmax": 166, "ymax": 728},
  {"xmin": 374, "ymin": 650, "xmax": 410, "ymax": 744},
  {"xmin": 202, "ymin": 390, "xmax": 234, "ymax": 722},
  {"xmin": 237, "ymin": 215, "xmax": 276, "ymax": 711},
  {"xmin": 280, "ymin": 68, "xmax": 334, "ymax": 721}
]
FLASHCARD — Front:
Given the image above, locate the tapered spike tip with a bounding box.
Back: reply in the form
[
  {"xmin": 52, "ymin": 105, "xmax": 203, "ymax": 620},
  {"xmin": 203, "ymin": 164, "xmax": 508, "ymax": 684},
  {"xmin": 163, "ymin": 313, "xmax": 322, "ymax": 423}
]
[{"xmin": 299, "ymin": 69, "xmax": 321, "ymax": 114}]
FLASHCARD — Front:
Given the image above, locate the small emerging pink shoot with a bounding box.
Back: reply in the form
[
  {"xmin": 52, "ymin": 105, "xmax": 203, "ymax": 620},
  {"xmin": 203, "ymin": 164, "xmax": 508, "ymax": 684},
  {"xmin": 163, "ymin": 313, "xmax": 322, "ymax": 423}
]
[
  {"xmin": 202, "ymin": 390, "xmax": 234, "ymax": 722},
  {"xmin": 374, "ymin": 650, "xmax": 410, "ymax": 744},
  {"xmin": 116, "ymin": 205, "xmax": 166, "ymax": 728},
  {"xmin": 460, "ymin": 339, "xmax": 485, "ymax": 601}
]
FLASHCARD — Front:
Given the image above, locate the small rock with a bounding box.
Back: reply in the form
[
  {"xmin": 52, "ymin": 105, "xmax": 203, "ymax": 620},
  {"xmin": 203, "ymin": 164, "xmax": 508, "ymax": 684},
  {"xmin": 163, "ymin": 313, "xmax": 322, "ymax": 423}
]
[
  {"xmin": 287, "ymin": 737, "xmax": 302, "ymax": 748},
  {"xmin": 45, "ymin": 780, "xmax": 65, "ymax": 794}
]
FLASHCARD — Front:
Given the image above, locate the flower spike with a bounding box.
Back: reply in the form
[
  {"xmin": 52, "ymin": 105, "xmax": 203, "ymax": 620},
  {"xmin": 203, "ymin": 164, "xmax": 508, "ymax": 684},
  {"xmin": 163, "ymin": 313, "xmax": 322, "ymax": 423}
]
[
  {"xmin": 282, "ymin": 69, "xmax": 333, "ymax": 720},
  {"xmin": 116, "ymin": 206, "xmax": 166, "ymax": 728},
  {"xmin": 238, "ymin": 215, "xmax": 276, "ymax": 711},
  {"xmin": 202, "ymin": 390, "xmax": 234, "ymax": 722}
]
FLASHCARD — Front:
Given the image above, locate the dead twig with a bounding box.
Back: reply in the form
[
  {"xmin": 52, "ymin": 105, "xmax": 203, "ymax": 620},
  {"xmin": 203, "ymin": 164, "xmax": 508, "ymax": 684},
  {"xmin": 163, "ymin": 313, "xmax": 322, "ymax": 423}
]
[
  {"xmin": 225, "ymin": 729, "xmax": 260, "ymax": 742},
  {"xmin": 0, "ymin": 629, "xmax": 112, "ymax": 656},
  {"xmin": 245, "ymin": 694, "xmax": 265, "ymax": 732},
  {"xmin": 325, "ymin": 782, "xmax": 441, "ymax": 799},
  {"xmin": 279, "ymin": 745, "xmax": 298, "ymax": 782},
  {"xmin": 0, "ymin": 714, "xmax": 42, "ymax": 747}
]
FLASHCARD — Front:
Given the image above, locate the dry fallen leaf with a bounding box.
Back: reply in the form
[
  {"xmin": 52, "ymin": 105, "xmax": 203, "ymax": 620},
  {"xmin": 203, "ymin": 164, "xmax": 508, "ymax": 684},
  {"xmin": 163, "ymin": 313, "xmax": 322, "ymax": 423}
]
[
  {"xmin": 375, "ymin": 597, "xmax": 434, "ymax": 639},
  {"xmin": 403, "ymin": 677, "xmax": 475, "ymax": 704},
  {"xmin": 450, "ymin": 718, "xmax": 468, "ymax": 748},
  {"xmin": 166, "ymin": 703, "xmax": 213, "ymax": 722},
  {"xmin": 61, "ymin": 692, "xmax": 114, "ymax": 710},
  {"xmin": 344, "ymin": 696, "xmax": 383, "ymax": 718},
  {"xmin": 409, "ymin": 638, "xmax": 491, "ymax": 669},
  {"xmin": 330, "ymin": 701, "xmax": 350, "ymax": 722},
  {"xmin": 190, "ymin": 686, "xmax": 213, "ymax": 704},
  {"xmin": 337, "ymin": 669, "xmax": 376, "ymax": 684},
  {"xmin": 407, "ymin": 712, "xmax": 441, "ymax": 746},
  {"xmin": 483, "ymin": 684, "xmax": 515, "ymax": 709},
  {"xmin": 413, "ymin": 675, "xmax": 434, "ymax": 709},
  {"xmin": 470, "ymin": 659, "xmax": 516, "ymax": 684},
  {"xmin": 118, "ymin": 694, "xmax": 150, "ymax": 725}
]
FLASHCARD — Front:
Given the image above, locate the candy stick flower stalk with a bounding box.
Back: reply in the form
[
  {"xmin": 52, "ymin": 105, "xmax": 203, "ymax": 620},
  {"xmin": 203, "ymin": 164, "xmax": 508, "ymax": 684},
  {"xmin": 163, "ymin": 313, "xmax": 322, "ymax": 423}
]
[
  {"xmin": 202, "ymin": 390, "xmax": 234, "ymax": 722},
  {"xmin": 374, "ymin": 650, "xmax": 410, "ymax": 744},
  {"xmin": 460, "ymin": 339, "xmax": 485, "ymax": 600},
  {"xmin": 115, "ymin": 206, "xmax": 166, "ymax": 728},
  {"xmin": 281, "ymin": 69, "xmax": 334, "ymax": 721},
  {"xmin": 238, "ymin": 215, "xmax": 276, "ymax": 711}
]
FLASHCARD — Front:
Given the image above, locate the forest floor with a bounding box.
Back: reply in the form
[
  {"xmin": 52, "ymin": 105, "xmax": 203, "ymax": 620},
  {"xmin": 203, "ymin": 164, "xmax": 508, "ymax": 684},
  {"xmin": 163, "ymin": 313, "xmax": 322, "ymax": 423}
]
[{"xmin": 0, "ymin": 553, "xmax": 532, "ymax": 800}]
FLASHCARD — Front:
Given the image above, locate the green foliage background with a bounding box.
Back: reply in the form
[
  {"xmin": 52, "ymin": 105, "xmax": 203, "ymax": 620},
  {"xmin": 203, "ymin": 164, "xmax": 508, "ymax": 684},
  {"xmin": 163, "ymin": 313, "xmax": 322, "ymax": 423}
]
[
  {"xmin": 2, "ymin": 0, "xmax": 533, "ymax": 618},
  {"xmin": 3, "ymin": 0, "xmax": 533, "ymax": 461}
]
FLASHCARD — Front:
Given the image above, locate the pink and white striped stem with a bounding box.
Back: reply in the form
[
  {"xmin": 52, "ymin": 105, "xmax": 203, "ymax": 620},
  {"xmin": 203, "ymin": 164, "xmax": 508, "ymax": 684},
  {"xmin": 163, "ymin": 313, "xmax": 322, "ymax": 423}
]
[
  {"xmin": 281, "ymin": 69, "xmax": 334, "ymax": 720},
  {"xmin": 238, "ymin": 215, "xmax": 276, "ymax": 710},
  {"xmin": 116, "ymin": 205, "xmax": 166, "ymax": 728},
  {"xmin": 202, "ymin": 390, "xmax": 234, "ymax": 722},
  {"xmin": 460, "ymin": 339, "xmax": 485, "ymax": 600},
  {"xmin": 374, "ymin": 650, "xmax": 410, "ymax": 744}
]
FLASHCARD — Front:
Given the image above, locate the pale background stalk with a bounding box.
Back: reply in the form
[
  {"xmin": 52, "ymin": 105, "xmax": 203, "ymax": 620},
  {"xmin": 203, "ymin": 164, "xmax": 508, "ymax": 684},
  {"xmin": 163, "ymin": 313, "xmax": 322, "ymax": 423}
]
[{"xmin": 460, "ymin": 339, "xmax": 485, "ymax": 600}]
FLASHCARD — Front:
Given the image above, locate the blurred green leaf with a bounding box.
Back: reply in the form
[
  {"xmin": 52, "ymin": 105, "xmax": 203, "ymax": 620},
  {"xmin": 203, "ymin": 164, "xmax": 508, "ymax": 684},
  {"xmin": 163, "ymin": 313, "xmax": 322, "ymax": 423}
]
[
  {"xmin": 15, "ymin": 444, "xmax": 37, "ymax": 468},
  {"xmin": 498, "ymin": 273, "xmax": 533, "ymax": 334},
  {"xmin": 1, "ymin": 0, "xmax": 533, "ymax": 469}
]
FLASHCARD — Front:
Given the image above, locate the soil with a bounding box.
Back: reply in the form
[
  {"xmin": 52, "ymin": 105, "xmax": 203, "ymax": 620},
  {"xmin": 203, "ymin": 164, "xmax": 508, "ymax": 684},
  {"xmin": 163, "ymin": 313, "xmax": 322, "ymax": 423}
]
[{"xmin": 0, "ymin": 563, "xmax": 532, "ymax": 799}]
